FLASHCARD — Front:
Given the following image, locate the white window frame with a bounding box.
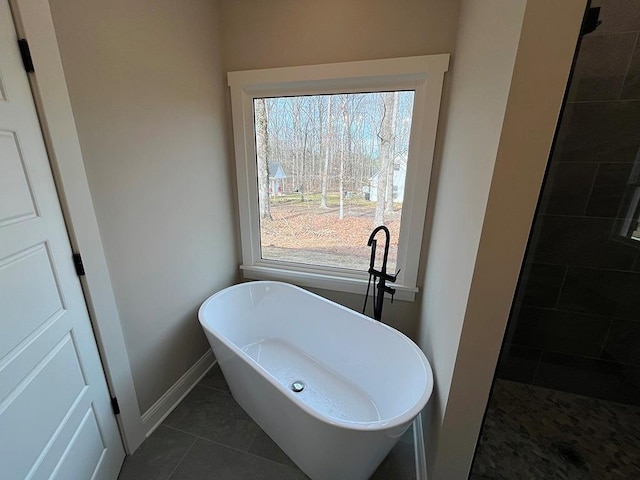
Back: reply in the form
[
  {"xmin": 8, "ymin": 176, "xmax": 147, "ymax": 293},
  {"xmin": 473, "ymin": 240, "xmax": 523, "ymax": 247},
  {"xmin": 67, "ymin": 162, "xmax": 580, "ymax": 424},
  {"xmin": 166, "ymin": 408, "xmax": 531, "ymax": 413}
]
[{"xmin": 228, "ymin": 55, "xmax": 449, "ymax": 302}]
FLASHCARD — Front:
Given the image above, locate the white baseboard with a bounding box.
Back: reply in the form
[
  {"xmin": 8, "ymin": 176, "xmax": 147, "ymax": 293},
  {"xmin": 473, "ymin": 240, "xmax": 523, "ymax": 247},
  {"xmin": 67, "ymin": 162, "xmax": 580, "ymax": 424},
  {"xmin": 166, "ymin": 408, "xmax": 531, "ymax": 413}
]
[
  {"xmin": 141, "ymin": 349, "xmax": 216, "ymax": 437},
  {"xmin": 414, "ymin": 413, "xmax": 428, "ymax": 480}
]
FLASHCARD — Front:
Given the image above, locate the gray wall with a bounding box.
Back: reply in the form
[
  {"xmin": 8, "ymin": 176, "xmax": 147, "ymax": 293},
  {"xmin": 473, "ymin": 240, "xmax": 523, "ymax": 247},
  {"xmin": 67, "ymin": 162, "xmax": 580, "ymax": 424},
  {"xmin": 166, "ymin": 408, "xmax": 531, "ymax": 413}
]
[
  {"xmin": 219, "ymin": 0, "xmax": 462, "ymax": 339},
  {"xmin": 497, "ymin": 0, "xmax": 640, "ymax": 406},
  {"xmin": 219, "ymin": 0, "xmax": 460, "ymax": 72},
  {"xmin": 48, "ymin": 0, "xmax": 462, "ymax": 418},
  {"xmin": 417, "ymin": 0, "xmax": 586, "ymax": 477},
  {"xmin": 47, "ymin": 0, "xmax": 461, "ymax": 416},
  {"xmin": 49, "ymin": 0, "xmax": 238, "ymax": 413}
]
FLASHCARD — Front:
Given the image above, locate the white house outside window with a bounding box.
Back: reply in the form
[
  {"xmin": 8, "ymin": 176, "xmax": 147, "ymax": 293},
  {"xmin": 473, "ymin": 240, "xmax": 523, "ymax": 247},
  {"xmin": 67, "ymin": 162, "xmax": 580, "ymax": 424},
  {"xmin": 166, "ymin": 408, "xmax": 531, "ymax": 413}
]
[{"xmin": 228, "ymin": 55, "xmax": 449, "ymax": 301}]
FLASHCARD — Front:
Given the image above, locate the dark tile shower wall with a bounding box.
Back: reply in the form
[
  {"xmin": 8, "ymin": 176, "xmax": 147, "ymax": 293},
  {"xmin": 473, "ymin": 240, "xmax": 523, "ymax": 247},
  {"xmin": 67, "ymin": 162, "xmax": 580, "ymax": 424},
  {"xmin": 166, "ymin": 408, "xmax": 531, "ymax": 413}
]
[{"xmin": 496, "ymin": 0, "xmax": 640, "ymax": 406}]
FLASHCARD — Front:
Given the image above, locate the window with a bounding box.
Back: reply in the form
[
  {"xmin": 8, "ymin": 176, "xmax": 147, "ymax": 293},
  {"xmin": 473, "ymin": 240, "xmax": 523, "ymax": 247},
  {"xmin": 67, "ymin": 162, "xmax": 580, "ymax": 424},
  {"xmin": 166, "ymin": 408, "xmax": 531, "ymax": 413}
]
[{"xmin": 228, "ymin": 55, "xmax": 449, "ymax": 301}]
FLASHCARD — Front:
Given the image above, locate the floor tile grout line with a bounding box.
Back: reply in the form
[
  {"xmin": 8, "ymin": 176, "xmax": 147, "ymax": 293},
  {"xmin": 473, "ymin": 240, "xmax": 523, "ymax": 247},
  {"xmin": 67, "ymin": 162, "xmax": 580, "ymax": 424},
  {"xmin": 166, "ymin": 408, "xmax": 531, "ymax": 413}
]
[
  {"xmin": 565, "ymin": 97, "xmax": 640, "ymax": 104},
  {"xmin": 539, "ymin": 209, "xmax": 640, "ymax": 220},
  {"xmin": 597, "ymin": 318, "xmax": 615, "ymax": 359},
  {"xmin": 194, "ymin": 382, "xmax": 231, "ymax": 394},
  {"xmin": 552, "ymin": 265, "xmax": 569, "ymax": 310},
  {"xmin": 246, "ymin": 424, "xmax": 261, "ymax": 453},
  {"xmin": 618, "ymin": 31, "xmax": 639, "ymax": 100},
  {"xmin": 163, "ymin": 378, "xmax": 302, "ymax": 471},
  {"xmin": 633, "ymin": 248, "xmax": 640, "ymax": 272},
  {"xmin": 581, "ymin": 162, "xmax": 600, "ymax": 218},
  {"xmin": 161, "ymin": 424, "xmax": 302, "ymax": 472},
  {"xmin": 515, "ymin": 304, "xmax": 640, "ymax": 322},
  {"xmin": 529, "ymin": 353, "xmax": 543, "ymax": 386},
  {"xmin": 511, "ymin": 345, "xmax": 640, "ymax": 369},
  {"xmin": 165, "ymin": 434, "xmax": 198, "ymax": 480}
]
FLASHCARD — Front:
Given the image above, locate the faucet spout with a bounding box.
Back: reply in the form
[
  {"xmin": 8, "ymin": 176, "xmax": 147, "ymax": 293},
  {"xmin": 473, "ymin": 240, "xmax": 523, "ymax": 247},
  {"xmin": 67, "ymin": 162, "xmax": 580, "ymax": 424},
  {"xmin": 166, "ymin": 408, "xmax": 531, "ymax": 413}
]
[{"xmin": 367, "ymin": 226, "xmax": 390, "ymax": 275}]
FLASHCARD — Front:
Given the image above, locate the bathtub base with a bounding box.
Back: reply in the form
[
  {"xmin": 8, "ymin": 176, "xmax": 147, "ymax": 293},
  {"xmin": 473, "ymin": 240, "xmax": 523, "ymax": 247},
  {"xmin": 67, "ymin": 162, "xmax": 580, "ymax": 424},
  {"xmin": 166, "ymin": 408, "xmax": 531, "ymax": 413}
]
[{"xmin": 214, "ymin": 342, "xmax": 409, "ymax": 480}]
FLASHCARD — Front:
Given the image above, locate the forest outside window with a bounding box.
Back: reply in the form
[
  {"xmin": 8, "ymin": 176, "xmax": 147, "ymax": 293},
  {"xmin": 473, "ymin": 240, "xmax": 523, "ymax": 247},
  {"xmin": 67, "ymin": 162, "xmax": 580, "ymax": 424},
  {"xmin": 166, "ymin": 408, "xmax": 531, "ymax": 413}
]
[
  {"xmin": 228, "ymin": 55, "xmax": 449, "ymax": 301},
  {"xmin": 255, "ymin": 91, "xmax": 413, "ymax": 273}
]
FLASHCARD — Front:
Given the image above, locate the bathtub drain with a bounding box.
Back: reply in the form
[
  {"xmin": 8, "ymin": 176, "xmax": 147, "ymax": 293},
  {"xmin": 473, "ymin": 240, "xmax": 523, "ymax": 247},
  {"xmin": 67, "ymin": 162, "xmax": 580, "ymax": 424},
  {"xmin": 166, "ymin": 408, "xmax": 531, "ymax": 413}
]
[{"xmin": 291, "ymin": 381, "xmax": 305, "ymax": 393}]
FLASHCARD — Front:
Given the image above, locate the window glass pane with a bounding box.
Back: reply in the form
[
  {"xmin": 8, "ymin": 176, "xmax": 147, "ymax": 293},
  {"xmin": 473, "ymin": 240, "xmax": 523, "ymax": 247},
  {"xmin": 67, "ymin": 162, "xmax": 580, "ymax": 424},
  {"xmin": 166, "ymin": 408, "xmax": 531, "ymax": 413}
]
[{"xmin": 253, "ymin": 91, "xmax": 414, "ymax": 272}]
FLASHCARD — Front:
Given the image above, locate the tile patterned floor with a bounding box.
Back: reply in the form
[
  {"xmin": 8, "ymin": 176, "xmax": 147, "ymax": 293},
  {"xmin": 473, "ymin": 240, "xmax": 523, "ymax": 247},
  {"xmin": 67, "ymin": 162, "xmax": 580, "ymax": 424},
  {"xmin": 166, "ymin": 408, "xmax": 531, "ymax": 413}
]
[
  {"xmin": 118, "ymin": 364, "xmax": 417, "ymax": 480},
  {"xmin": 472, "ymin": 379, "xmax": 640, "ymax": 480}
]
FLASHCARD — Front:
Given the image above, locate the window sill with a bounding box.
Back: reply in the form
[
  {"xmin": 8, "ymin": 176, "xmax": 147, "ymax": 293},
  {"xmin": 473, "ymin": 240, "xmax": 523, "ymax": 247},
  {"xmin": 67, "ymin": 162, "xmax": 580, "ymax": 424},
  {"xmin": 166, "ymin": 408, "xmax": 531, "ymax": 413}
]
[{"xmin": 240, "ymin": 264, "xmax": 418, "ymax": 302}]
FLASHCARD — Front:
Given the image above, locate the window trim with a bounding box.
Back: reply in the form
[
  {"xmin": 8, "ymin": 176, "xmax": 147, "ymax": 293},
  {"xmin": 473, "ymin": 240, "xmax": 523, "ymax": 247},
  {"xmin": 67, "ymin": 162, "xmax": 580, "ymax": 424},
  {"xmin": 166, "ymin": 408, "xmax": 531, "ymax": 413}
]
[{"xmin": 228, "ymin": 55, "xmax": 449, "ymax": 302}]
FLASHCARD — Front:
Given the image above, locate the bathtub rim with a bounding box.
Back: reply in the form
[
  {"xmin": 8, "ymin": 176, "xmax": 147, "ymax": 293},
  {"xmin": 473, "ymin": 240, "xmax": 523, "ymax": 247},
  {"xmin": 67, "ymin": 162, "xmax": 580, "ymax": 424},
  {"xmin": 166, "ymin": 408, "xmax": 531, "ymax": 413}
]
[{"xmin": 198, "ymin": 280, "xmax": 434, "ymax": 431}]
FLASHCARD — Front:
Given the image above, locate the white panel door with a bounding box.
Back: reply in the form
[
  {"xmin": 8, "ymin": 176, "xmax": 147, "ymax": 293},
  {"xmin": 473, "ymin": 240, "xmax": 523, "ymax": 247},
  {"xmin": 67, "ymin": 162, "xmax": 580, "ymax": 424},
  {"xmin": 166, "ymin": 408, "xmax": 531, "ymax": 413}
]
[{"xmin": 0, "ymin": 1, "xmax": 125, "ymax": 479}]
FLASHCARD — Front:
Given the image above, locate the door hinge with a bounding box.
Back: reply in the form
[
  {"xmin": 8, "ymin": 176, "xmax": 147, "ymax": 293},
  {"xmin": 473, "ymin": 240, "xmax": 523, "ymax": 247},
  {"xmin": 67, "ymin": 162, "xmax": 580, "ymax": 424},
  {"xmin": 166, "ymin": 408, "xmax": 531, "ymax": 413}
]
[
  {"xmin": 111, "ymin": 397, "xmax": 121, "ymax": 415},
  {"xmin": 73, "ymin": 253, "xmax": 85, "ymax": 276},
  {"xmin": 18, "ymin": 39, "xmax": 34, "ymax": 73}
]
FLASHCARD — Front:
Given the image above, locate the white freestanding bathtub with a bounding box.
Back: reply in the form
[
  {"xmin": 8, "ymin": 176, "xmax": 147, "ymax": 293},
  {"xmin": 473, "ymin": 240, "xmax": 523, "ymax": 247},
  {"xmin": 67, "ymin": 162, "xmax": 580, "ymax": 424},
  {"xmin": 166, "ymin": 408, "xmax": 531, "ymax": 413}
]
[{"xmin": 198, "ymin": 281, "xmax": 433, "ymax": 480}]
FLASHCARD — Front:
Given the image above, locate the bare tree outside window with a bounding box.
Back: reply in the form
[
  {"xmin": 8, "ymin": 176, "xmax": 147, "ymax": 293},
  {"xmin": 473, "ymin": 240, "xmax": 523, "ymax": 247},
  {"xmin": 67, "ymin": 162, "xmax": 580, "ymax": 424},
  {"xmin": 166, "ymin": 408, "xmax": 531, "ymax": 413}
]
[
  {"xmin": 374, "ymin": 92, "xmax": 399, "ymax": 224},
  {"xmin": 255, "ymin": 98, "xmax": 271, "ymax": 220},
  {"xmin": 253, "ymin": 91, "xmax": 414, "ymax": 272}
]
